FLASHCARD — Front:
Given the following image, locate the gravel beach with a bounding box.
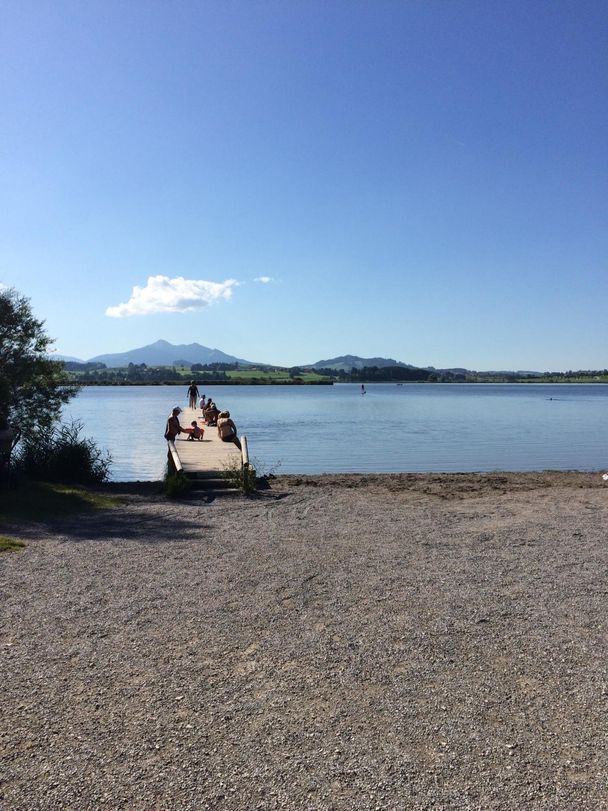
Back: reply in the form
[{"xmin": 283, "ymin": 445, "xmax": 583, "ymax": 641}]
[{"xmin": 1, "ymin": 472, "xmax": 607, "ymax": 810}]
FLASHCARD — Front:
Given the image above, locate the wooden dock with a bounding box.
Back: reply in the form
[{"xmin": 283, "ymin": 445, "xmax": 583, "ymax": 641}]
[{"xmin": 166, "ymin": 406, "xmax": 248, "ymax": 489}]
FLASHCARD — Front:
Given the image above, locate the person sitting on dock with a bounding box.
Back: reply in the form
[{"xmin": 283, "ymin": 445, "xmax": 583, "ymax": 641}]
[
  {"xmin": 217, "ymin": 411, "xmax": 242, "ymax": 451},
  {"xmin": 187, "ymin": 421, "xmax": 204, "ymax": 441},
  {"xmin": 204, "ymin": 400, "xmax": 220, "ymax": 426},
  {"xmin": 164, "ymin": 407, "xmax": 185, "ymax": 441}
]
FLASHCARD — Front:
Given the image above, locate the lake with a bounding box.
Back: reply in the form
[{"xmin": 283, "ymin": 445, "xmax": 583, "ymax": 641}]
[{"xmin": 62, "ymin": 384, "xmax": 608, "ymax": 481}]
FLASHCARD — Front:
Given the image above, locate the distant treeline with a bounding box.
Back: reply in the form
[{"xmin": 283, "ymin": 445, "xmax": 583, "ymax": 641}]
[
  {"xmin": 336, "ymin": 366, "xmax": 434, "ymax": 382},
  {"xmin": 63, "ymin": 361, "xmax": 330, "ymax": 385},
  {"xmin": 316, "ymin": 366, "xmax": 608, "ymax": 383},
  {"xmin": 62, "ymin": 360, "xmax": 608, "ymax": 385},
  {"xmin": 65, "ymin": 362, "xmax": 183, "ymax": 382}
]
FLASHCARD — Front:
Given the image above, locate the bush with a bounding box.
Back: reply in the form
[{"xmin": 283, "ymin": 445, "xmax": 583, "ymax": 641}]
[
  {"xmin": 164, "ymin": 468, "xmax": 191, "ymax": 498},
  {"xmin": 15, "ymin": 419, "xmax": 112, "ymax": 484},
  {"xmin": 222, "ymin": 456, "xmax": 258, "ymax": 493}
]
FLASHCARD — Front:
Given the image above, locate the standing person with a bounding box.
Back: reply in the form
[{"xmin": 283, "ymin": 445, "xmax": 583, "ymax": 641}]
[
  {"xmin": 187, "ymin": 381, "xmax": 199, "ymax": 409},
  {"xmin": 217, "ymin": 411, "xmax": 242, "ymax": 451},
  {"xmin": 199, "ymin": 393, "xmax": 206, "ymax": 411},
  {"xmin": 164, "ymin": 407, "xmax": 185, "ymax": 441}
]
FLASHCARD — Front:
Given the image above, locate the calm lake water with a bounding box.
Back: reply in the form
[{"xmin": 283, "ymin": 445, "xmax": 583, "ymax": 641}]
[{"xmin": 63, "ymin": 384, "xmax": 608, "ymax": 481}]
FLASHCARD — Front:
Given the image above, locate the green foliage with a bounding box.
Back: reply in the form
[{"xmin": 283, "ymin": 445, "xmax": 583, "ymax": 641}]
[
  {"xmin": 0, "ymin": 482, "xmax": 120, "ymax": 523},
  {"xmin": 0, "ymin": 536, "xmax": 26, "ymax": 552},
  {"xmin": 222, "ymin": 457, "xmax": 258, "ymax": 493},
  {"xmin": 0, "ymin": 288, "xmax": 78, "ymax": 435},
  {"xmin": 66, "ymin": 363, "xmax": 182, "ymax": 383},
  {"xmin": 15, "ymin": 419, "xmax": 112, "ymax": 484},
  {"xmin": 164, "ymin": 468, "xmax": 191, "ymax": 498},
  {"xmin": 65, "ymin": 363, "xmax": 332, "ymax": 385}
]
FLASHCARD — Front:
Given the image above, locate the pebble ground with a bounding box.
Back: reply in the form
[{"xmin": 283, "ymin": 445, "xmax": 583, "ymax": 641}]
[{"xmin": 1, "ymin": 473, "xmax": 607, "ymax": 810}]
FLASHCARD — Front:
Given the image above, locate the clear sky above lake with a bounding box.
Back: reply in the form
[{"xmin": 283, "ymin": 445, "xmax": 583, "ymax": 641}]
[{"xmin": 1, "ymin": 1, "xmax": 606, "ymax": 371}]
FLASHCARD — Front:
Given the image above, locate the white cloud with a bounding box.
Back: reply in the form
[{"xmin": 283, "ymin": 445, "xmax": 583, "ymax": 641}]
[
  {"xmin": 254, "ymin": 276, "xmax": 273, "ymax": 284},
  {"xmin": 105, "ymin": 275, "xmax": 239, "ymax": 318}
]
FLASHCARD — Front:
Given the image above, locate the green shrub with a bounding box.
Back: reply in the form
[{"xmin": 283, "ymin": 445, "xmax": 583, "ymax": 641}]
[
  {"xmin": 164, "ymin": 469, "xmax": 191, "ymax": 498},
  {"xmin": 15, "ymin": 419, "xmax": 111, "ymax": 484},
  {"xmin": 222, "ymin": 457, "xmax": 257, "ymax": 493}
]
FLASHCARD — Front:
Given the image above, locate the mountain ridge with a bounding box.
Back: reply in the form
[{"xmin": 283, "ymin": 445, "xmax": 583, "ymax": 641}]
[
  {"xmin": 87, "ymin": 339, "xmax": 256, "ymax": 368},
  {"xmin": 54, "ymin": 341, "xmax": 544, "ymax": 375},
  {"xmin": 305, "ymin": 354, "xmax": 416, "ymax": 372}
]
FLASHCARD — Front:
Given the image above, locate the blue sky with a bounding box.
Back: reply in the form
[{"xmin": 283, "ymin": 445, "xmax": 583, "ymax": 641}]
[{"xmin": 1, "ymin": 0, "xmax": 606, "ymax": 370}]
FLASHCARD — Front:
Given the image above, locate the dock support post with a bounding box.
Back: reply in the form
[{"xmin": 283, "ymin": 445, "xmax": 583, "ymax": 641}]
[
  {"xmin": 241, "ymin": 435, "xmax": 249, "ymax": 468},
  {"xmin": 167, "ymin": 440, "xmax": 183, "ymax": 474}
]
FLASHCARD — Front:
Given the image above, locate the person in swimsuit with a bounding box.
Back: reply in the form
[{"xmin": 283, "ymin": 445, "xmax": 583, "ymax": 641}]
[
  {"xmin": 217, "ymin": 411, "xmax": 242, "ymax": 451},
  {"xmin": 187, "ymin": 381, "xmax": 200, "ymax": 409},
  {"xmin": 165, "ymin": 407, "xmax": 185, "ymax": 441}
]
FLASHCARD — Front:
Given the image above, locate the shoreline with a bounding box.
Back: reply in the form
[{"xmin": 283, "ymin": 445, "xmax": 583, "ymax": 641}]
[
  {"xmin": 96, "ymin": 469, "xmax": 607, "ymax": 497},
  {"xmin": 69, "ymin": 379, "xmax": 608, "ymax": 386}
]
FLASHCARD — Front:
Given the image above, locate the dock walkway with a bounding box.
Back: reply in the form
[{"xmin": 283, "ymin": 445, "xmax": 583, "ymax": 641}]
[{"xmin": 166, "ymin": 407, "xmax": 245, "ymax": 485}]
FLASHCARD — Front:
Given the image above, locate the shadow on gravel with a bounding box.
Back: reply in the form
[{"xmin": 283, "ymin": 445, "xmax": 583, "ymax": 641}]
[
  {"xmin": 4, "ymin": 483, "xmax": 216, "ymax": 545},
  {"xmin": 51, "ymin": 508, "xmax": 213, "ymax": 544},
  {"xmin": 94, "ymin": 481, "xmax": 166, "ymax": 496}
]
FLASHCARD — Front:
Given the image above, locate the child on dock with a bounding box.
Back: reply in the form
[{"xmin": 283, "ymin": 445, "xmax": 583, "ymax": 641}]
[{"xmin": 187, "ymin": 421, "xmax": 204, "ymax": 441}]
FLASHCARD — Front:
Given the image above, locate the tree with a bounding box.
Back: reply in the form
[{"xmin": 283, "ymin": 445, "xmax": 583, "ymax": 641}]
[{"xmin": 0, "ymin": 288, "xmax": 78, "ymax": 445}]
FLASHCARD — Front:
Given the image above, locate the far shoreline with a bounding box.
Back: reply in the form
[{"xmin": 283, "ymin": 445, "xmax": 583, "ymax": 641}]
[{"xmin": 71, "ymin": 379, "xmax": 608, "ymax": 387}]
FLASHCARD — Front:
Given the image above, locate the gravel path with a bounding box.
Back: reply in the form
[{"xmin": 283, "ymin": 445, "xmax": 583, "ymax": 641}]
[{"xmin": 1, "ymin": 473, "xmax": 607, "ymax": 810}]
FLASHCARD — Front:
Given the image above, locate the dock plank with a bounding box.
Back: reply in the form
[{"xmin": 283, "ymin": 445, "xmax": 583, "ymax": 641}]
[{"xmin": 170, "ymin": 407, "xmax": 241, "ymax": 475}]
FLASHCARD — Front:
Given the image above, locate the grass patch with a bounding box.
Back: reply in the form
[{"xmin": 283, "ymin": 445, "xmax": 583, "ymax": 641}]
[
  {"xmin": 0, "ymin": 482, "xmax": 121, "ymax": 523},
  {"xmin": 0, "ymin": 536, "xmax": 26, "ymax": 552}
]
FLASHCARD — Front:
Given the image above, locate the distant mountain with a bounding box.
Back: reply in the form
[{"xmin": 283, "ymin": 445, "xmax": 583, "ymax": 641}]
[
  {"xmin": 55, "ymin": 342, "xmax": 545, "ymax": 376},
  {"xmin": 307, "ymin": 355, "xmax": 417, "ymax": 372},
  {"xmin": 88, "ymin": 339, "xmax": 255, "ymax": 368},
  {"xmin": 52, "ymin": 353, "xmax": 85, "ymax": 363}
]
